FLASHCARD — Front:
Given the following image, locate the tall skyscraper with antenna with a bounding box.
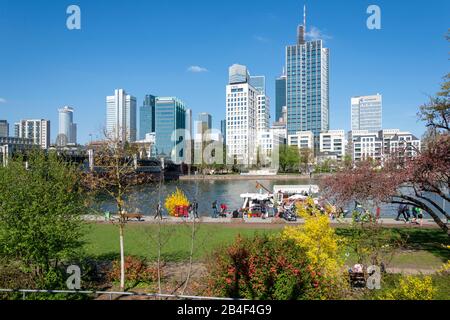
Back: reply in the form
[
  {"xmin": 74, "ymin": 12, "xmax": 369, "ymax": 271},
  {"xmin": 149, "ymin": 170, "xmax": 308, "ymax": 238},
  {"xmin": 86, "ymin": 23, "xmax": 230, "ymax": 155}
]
[{"xmin": 285, "ymin": 6, "xmax": 329, "ymax": 149}]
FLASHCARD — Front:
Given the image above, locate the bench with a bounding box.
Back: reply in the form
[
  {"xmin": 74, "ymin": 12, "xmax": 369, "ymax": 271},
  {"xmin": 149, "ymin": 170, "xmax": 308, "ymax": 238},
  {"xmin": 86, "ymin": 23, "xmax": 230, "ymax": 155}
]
[
  {"xmin": 124, "ymin": 213, "xmax": 144, "ymax": 221},
  {"xmin": 349, "ymin": 272, "xmax": 366, "ymax": 288}
]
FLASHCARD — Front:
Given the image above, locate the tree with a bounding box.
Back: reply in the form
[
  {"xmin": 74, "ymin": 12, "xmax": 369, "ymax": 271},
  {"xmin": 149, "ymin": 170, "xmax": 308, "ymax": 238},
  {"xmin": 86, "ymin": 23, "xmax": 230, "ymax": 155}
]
[
  {"xmin": 322, "ymin": 141, "xmax": 450, "ymax": 236},
  {"xmin": 0, "ymin": 151, "xmax": 87, "ymax": 279},
  {"xmin": 299, "ymin": 148, "xmax": 313, "ymax": 173},
  {"xmin": 279, "ymin": 145, "xmax": 300, "ymax": 173},
  {"xmin": 83, "ymin": 134, "xmax": 151, "ymax": 290}
]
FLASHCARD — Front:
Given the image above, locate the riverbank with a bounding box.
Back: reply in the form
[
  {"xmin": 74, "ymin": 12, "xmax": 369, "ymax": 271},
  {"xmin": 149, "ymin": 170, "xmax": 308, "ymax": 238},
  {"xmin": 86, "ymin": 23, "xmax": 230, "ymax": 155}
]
[
  {"xmin": 84, "ymin": 215, "xmax": 444, "ymax": 229},
  {"xmin": 179, "ymin": 173, "xmax": 330, "ymax": 181}
]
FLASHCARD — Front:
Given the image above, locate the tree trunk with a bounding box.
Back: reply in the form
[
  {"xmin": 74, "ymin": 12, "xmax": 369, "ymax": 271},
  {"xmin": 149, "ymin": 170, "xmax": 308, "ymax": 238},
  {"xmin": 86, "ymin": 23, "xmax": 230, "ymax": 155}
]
[{"xmin": 119, "ymin": 223, "xmax": 125, "ymax": 290}]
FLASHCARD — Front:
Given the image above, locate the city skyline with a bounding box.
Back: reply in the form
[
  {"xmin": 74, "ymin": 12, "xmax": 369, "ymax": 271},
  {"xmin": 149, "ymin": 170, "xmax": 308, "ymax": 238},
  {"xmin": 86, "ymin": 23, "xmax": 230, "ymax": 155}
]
[{"xmin": 0, "ymin": 0, "xmax": 449, "ymax": 144}]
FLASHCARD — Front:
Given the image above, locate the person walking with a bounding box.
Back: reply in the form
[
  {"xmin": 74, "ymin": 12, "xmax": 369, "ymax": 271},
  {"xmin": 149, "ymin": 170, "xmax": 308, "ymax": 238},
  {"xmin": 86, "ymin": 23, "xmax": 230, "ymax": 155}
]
[
  {"xmin": 413, "ymin": 206, "xmax": 423, "ymax": 226},
  {"xmin": 395, "ymin": 204, "xmax": 407, "ymax": 221},
  {"xmin": 211, "ymin": 200, "xmax": 218, "ymax": 218},
  {"xmin": 154, "ymin": 201, "xmax": 163, "ymax": 220},
  {"xmin": 192, "ymin": 199, "xmax": 199, "ymax": 219}
]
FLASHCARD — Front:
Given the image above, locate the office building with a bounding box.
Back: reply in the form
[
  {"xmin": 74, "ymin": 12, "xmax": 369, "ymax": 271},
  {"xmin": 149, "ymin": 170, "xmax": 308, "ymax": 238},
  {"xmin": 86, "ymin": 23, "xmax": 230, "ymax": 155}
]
[
  {"xmin": 220, "ymin": 119, "xmax": 226, "ymax": 146},
  {"xmin": 197, "ymin": 113, "xmax": 212, "ymax": 136},
  {"xmin": 0, "ymin": 120, "xmax": 8, "ymax": 137},
  {"xmin": 288, "ymin": 131, "xmax": 314, "ymax": 152},
  {"xmin": 226, "ymin": 64, "xmax": 258, "ymax": 165},
  {"xmin": 154, "ymin": 97, "xmax": 187, "ymax": 163},
  {"xmin": 106, "ymin": 89, "xmax": 137, "ymax": 142},
  {"xmin": 351, "ymin": 94, "xmax": 382, "ymax": 132},
  {"xmin": 14, "ymin": 119, "xmax": 50, "ymax": 149},
  {"xmin": 139, "ymin": 94, "xmax": 156, "ymax": 140},
  {"xmin": 275, "ymin": 71, "xmax": 287, "ymax": 122},
  {"xmin": 285, "ymin": 7, "xmax": 329, "ymax": 146},
  {"xmin": 57, "ymin": 106, "xmax": 77, "ymax": 146}
]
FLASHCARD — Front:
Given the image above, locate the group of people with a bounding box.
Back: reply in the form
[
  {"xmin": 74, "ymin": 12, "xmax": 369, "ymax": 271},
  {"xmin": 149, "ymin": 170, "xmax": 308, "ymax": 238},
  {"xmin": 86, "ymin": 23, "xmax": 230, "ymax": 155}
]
[
  {"xmin": 211, "ymin": 200, "xmax": 229, "ymax": 218},
  {"xmin": 396, "ymin": 204, "xmax": 424, "ymax": 225}
]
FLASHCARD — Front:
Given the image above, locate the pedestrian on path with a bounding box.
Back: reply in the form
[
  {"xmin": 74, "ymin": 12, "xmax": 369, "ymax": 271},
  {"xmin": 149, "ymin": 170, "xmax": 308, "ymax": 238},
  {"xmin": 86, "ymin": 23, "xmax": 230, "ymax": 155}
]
[
  {"xmin": 211, "ymin": 200, "xmax": 218, "ymax": 218},
  {"xmin": 192, "ymin": 199, "xmax": 199, "ymax": 219},
  {"xmin": 154, "ymin": 202, "xmax": 163, "ymax": 220}
]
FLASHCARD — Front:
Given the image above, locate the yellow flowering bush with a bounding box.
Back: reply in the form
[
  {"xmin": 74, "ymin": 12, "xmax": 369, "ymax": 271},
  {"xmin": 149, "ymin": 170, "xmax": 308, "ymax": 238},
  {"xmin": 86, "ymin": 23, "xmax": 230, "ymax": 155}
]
[
  {"xmin": 382, "ymin": 276, "xmax": 435, "ymax": 300},
  {"xmin": 164, "ymin": 188, "xmax": 190, "ymax": 216},
  {"xmin": 281, "ymin": 198, "xmax": 348, "ymax": 297}
]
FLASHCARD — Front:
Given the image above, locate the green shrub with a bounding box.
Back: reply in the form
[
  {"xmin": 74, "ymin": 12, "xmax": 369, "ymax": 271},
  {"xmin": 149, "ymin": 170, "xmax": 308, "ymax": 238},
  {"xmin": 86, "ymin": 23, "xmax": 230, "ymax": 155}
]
[{"xmin": 205, "ymin": 234, "xmax": 341, "ymax": 300}]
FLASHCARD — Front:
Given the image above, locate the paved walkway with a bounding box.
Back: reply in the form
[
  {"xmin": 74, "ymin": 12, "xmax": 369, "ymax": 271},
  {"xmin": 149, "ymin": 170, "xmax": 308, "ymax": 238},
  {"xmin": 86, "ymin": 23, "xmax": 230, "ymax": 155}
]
[{"xmin": 84, "ymin": 214, "xmax": 445, "ymax": 228}]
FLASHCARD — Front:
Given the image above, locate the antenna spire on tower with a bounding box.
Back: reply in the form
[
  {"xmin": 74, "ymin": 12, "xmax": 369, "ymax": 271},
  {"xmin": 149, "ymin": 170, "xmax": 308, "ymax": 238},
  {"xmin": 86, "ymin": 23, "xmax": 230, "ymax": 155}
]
[{"xmin": 303, "ymin": 5, "xmax": 307, "ymax": 33}]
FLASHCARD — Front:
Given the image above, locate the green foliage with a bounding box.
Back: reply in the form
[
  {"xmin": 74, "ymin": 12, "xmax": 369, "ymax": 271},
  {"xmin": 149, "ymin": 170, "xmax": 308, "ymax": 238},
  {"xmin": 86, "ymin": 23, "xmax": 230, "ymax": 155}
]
[
  {"xmin": 278, "ymin": 145, "xmax": 300, "ymax": 173},
  {"xmin": 206, "ymin": 234, "xmax": 343, "ymax": 300},
  {"xmin": 0, "ymin": 151, "xmax": 88, "ymax": 277}
]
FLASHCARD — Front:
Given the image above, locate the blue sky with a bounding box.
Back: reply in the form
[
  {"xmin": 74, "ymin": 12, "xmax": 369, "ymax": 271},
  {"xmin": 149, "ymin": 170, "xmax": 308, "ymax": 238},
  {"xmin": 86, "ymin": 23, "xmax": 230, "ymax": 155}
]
[{"xmin": 0, "ymin": 0, "xmax": 449, "ymax": 144}]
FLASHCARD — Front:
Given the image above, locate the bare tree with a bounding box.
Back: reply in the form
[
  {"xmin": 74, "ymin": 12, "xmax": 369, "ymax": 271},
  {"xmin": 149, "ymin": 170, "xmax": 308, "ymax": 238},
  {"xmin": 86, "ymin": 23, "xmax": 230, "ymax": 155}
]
[{"xmin": 83, "ymin": 131, "xmax": 151, "ymax": 290}]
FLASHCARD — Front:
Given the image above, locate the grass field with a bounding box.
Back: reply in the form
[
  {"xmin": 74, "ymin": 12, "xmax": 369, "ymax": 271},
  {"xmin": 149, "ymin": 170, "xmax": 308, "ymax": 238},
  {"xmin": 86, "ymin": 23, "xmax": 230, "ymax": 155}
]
[{"xmin": 84, "ymin": 223, "xmax": 450, "ymax": 270}]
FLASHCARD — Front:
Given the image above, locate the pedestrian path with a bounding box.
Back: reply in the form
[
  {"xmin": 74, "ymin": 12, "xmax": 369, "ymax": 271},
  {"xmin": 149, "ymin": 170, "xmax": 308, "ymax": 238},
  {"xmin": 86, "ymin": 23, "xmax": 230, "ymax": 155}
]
[{"xmin": 83, "ymin": 214, "xmax": 444, "ymax": 227}]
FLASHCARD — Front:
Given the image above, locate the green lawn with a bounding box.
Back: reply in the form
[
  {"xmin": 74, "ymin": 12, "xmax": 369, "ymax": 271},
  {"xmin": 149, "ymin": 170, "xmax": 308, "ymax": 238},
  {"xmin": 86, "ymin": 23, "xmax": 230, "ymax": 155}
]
[
  {"xmin": 84, "ymin": 223, "xmax": 278, "ymax": 262},
  {"xmin": 84, "ymin": 223, "xmax": 449, "ymax": 269}
]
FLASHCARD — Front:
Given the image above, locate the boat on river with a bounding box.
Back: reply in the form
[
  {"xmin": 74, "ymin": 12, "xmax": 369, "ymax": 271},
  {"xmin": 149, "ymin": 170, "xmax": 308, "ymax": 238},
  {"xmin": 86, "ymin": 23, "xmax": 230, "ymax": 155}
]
[{"xmin": 239, "ymin": 183, "xmax": 320, "ymax": 218}]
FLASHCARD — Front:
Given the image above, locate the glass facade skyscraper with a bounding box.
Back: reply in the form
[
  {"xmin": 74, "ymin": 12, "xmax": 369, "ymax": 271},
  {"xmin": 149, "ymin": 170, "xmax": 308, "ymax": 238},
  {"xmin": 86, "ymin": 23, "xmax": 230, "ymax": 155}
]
[
  {"xmin": 155, "ymin": 97, "xmax": 186, "ymax": 162},
  {"xmin": 57, "ymin": 106, "xmax": 77, "ymax": 146},
  {"xmin": 275, "ymin": 74, "xmax": 287, "ymax": 122},
  {"xmin": 286, "ymin": 16, "xmax": 329, "ymax": 144},
  {"xmin": 139, "ymin": 94, "xmax": 156, "ymax": 140},
  {"xmin": 249, "ymin": 76, "xmax": 265, "ymax": 94}
]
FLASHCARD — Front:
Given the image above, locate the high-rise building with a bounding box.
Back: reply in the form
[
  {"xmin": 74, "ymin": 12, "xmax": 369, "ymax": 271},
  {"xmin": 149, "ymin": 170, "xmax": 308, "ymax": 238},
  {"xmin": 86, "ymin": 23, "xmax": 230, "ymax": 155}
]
[
  {"xmin": 249, "ymin": 76, "xmax": 265, "ymax": 94},
  {"xmin": 351, "ymin": 94, "xmax": 382, "ymax": 132},
  {"xmin": 106, "ymin": 89, "xmax": 137, "ymax": 142},
  {"xmin": 139, "ymin": 94, "xmax": 156, "ymax": 140},
  {"xmin": 226, "ymin": 64, "xmax": 258, "ymax": 165},
  {"xmin": 197, "ymin": 112, "xmax": 212, "ymax": 135},
  {"xmin": 250, "ymin": 76, "xmax": 270, "ymax": 137},
  {"xmin": 286, "ymin": 6, "xmax": 329, "ymax": 146},
  {"xmin": 220, "ymin": 119, "xmax": 226, "ymax": 145},
  {"xmin": 14, "ymin": 119, "xmax": 50, "ymax": 149},
  {"xmin": 57, "ymin": 106, "xmax": 77, "ymax": 146},
  {"xmin": 275, "ymin": 71, "xmax": 287, "ymax": 122},
  {"xmin": 0, "ymin": 120, "xmax": 9, "ymax": 137},
  {"xmin": 229, "ymin": 64, "xmax": 250, "ymax": 84},
  {"xmin": 185, "ymin": 109, "xmax": 193, "ymax": 139},
  {"xmin": 154, "ymin": 97, "xmax": 187, "ymax": 163}
]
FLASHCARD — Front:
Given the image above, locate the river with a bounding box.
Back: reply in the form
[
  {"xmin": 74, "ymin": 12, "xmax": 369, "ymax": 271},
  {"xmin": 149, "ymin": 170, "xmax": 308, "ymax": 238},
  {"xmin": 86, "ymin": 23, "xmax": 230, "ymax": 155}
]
[{"xmin": 94, "ymin": 178, "xmax": 424, "ymax": 218}]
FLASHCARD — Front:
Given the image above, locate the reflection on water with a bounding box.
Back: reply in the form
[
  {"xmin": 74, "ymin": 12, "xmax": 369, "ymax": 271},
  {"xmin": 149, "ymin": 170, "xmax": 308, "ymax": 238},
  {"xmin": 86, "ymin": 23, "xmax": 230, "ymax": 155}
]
[{"xmin": 95, "ymin": 179, "xmax": 446, "ymax": 218}]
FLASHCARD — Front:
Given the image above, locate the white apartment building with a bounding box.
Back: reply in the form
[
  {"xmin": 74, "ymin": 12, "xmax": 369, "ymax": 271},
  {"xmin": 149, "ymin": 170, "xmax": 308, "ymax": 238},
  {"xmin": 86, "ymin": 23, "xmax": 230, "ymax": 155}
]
[
  {"xmin": 14, "ymin": 119, "xmax": 50, "ymax": 149},
  {"xmin": 106, "ymin": 89, "xmax": 137, "ymax": 142},
  {"xmin": 319, "ymin": 130, "xmax": 346, "ymax": 161},
  {"xmin": 348, "ymin": 129, "xmax": 420, "ymax": 162},
  {"xmin": 288, "ymin": 131, "xmax": 314, "ymax": 152},
  {"xmin": 257, "ymin": 130, "xmax": 284, "ymax": 158},
  {"xmin": 226, "ymin": 64, "xmax": 258, "ymax": 165}
]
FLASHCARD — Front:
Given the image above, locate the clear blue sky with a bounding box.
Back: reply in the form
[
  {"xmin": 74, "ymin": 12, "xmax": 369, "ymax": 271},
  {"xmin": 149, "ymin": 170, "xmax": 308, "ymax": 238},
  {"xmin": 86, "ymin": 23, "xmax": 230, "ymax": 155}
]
[{"xmin": 0, "ymin": 0, "xmax": 449, "ymax": 144}]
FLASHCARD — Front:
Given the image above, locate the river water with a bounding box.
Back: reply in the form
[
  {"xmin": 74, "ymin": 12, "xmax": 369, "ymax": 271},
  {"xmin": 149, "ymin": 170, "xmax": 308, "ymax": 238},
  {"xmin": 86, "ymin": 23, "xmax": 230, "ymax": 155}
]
[{"xmin": 95, "ymin": 178, "xmax": 423, "ymax": 218}]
